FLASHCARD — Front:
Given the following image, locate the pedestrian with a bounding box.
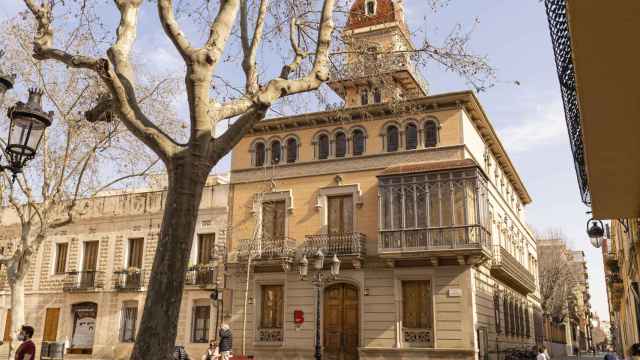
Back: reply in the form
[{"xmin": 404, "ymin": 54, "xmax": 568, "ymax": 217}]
[
  {"xmin": 631, "ymin": 343, "xmax": 640, "ymax": 360},
  {"xmin": 174, "ymin": 345, "xmax": 190, "ymax": 360},
  {"xmin": 14, "ymin": 325, "xmax": 35, "ymax": 360},
  {"xmin": 603, "ymin": 346, "xmax": 618, "ymax": 360},
  {"xmin": 218, "ymin": 319, "xmax": 233, "ymax": 360},
  {"xmin": 542, "ymin": 345, "xmax": 551, "ymax": 360},
  {"xmin": 536, "ymin": 346, "xmax": 547, "ymax": 360},
  {"xmin": 202, "ymin": 339, "xmax": 218, "ymax": 360}
]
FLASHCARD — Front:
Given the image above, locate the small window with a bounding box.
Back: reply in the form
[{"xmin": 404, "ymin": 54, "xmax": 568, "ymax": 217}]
[
  {"xmin": 405, "ymin": 123, "xmax": 418, "ymax": 150},
  {"xmin": 260, "ymin": 285, "xmax": 284, "ymax": 329},
  {"xmin": 191, "ymin": 305, "xmax": 210, "ymax": 343},
  {"xmin": 352, "ymin": 129, "xmax": 365, "ymax": 156},
  {"xmin": 255, "ymin": 142, "xmax": 266, "ymax": 167},
  {"xmin": 271, "ymin": 141, "xmax": 281, "ymax": 165},
  {"xmin": 335, "ymin": 132, "xmax": 347, "ymax": 158},
  {"xmin": 365, "ymin": 0, "xmax": 376, "ymax": 16},
  {"xmin": 127, "ymin": 238, "xmax": 144, "ymax": 269},
  {"xmin": 424, "ymin": 121, "xmax": 438, "ymax": 148},
  {"xmin": 286, "ymin": 138, "xmax": 297, "ymax": 163},
  {"xmin": 197, "ymin": 233, "xmax": 215, "ymax": 265},
  {"xmin": 54, "ymin": 243, "xmax": 68, "ymax": 274},
  {"xmin": 387, "ymin": 125, "xmax": 399, "ymax": 152},
  {"xmin": 373, "ymin": 88, "xmax": 382, "ymax": 104},
  {"xmin": 360, "ymin": 88, "xmax": 369, "ymax": 105},
  {"xmin": 318, "ymin": 134, "xmax": 329, "ymax": 159},
  {"xmin": 120, "ymin": 302, "xmax": 138, "ymax": 342}
]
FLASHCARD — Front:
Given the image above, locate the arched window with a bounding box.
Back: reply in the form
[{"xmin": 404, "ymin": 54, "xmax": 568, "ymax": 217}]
[
  {"xmin": 286, "ymin": 138, "xmax": 297, "ymax": 163},
  {"xmin": 352, "ymin": 129, "xmax": 365, "ymax": 156},
  {"xmin": 365, "ymin": 0, "xmax": 376, "ymax": 16},
  {"xmin": 424, "ymin": 120, "xmax": 438, "ymax": 148},
  {"xmin": 360, "ymin": 88, "xmax": 369, "ymax": 105},
  {"xmin": 335, "ymin": 132, "xmax": 347, "ymax": 158},
  {"xmin": 373, "ymin": 88, "xmax": 382, "ymax": 104},
  {"xmin": 387, "ymin": 125, "xmax": 399, "ymax": 152},
  {"xmin": 255, "ymin": 142, "xmax": 266, "ymax": 167},
  {"xmin": 318, "ymin": 134, "xmax": 329, "ymax": 159},
  {"xmin": 405, "ymin": 123, "xmax": 418, "ymax": 150},
  {"xmin": 271, "ymin": 141, "xmax": 281, "ymax": 165}
]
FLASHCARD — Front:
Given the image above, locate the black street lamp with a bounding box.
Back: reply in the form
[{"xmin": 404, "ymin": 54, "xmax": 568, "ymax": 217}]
[
  {"xmin": 586, "ymin": 218, "xmax": 605, "ymax": 248},
  {"xmin": 299, "ymin": 250, "xmax": 341, "ymax": 360}
]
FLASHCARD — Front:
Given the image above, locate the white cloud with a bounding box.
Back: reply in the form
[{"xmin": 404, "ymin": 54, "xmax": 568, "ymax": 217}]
[{"xmin": 498, "ymin": 99, "xmax": 567, "ymax": 153}]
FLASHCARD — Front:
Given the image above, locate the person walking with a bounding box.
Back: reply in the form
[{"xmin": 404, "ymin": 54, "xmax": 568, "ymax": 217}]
[
  {"xmin": 14, "ymin": 325, "xmax": 35, "ymax": 360},
  {"xmin": 202, "ymin": 339, "xmax": 218, "ymax": 360},
  {"xmin": 536, "ymin": 346, "xmax": 547, "ymax": 360},
  {"xmin": 218, "ymin": 320, "xmax": 233, "ymax": 360},
  {"xmin": 174, "ymin": 345, "xmax": 190, "ymax": 360}
]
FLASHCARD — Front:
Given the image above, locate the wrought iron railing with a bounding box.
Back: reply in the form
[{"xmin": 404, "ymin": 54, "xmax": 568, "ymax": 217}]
[
  {"xmin": 379, "ymin": 224, "xmax": 490, "ymax": 253},
  {"xmin": 62, "ymin": 271, "xmax": 101, "ymax": 291},
  {"xmin": 237, "ymin": 235, "xmax": 297, "ymax": 261},
  {"xmin": 491, "ymin": 246, "xmax": 536, "ymax": 293},
  {"xmin": 544, "ymin": 0, "xmax": 590, "ymax": 205},
  {"xmin": 40, "ymin": 341, "xmax": 65, "ymax": 359},
  {"xmin": 256, "ymin": 328, "xmax": 283, "ymax": 343},
  {"xmin": 330, "ymin": 53, "xmax": 429, "ymax": 95},
  {"xmin": 185, "ymin": 265, "xmax": 217, "ymax": 287},
  {"xmin": 113, "ymin": 269, "xmax": 145, "ymax": 291},
  {"xmin": 403, "ymin": 328, "xmax": 433, "ymax": 347},
  {"xmin": 303, "ymin": 232, "xmax": 366, "ymax": 258}
]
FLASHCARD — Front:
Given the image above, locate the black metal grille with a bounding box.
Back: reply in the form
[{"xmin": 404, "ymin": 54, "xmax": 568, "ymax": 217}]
[{"xmin": 544, "ymin": 0, "xmax": 591, "ymax": 205}]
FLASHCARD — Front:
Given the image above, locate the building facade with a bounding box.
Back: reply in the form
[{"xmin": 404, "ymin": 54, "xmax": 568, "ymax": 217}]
[
  {"xmin": 603, "ymin": 219, "xmax": 640, "ymax": 358},
  {"xmin": 0, "ymin": 175, "xmax": 229, "ymax": 359},
  {"xmin": 225, "ymin": 1, "xmax": 540, "ymax": 359}
]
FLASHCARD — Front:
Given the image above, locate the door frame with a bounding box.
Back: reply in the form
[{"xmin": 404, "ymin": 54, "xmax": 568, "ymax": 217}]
[{"xmin": 322, "ymin": 280, "xmax": 362, "ymax": 359}]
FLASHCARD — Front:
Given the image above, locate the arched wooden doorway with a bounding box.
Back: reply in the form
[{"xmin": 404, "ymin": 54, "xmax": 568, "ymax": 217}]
[{"xmin": 324, "ymin": 283, "xmax": 359, "ymax": 360}]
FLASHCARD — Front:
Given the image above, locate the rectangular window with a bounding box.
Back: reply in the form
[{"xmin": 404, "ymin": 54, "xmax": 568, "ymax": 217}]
[
  {"xmin": 260, "ymin": 285, "xmax": 284, "ymax": 329},
  {"xmin": 192, "ymin": 305, "xmax": 210, "ymax": 343},
  {"xmin": 262, "ymin": 201, "xmax": 286, "ymax": 241},
  {"xmin": 127, "ymin": 238, "xmax": 144, "ymax": 268},
  {"xmin": 494, "ymin": 293, "xmax": 501, "ymax": 334},
  {"xmin": 82, "ymin": 241, "xmax": 99, "ymax": 271},
  {"xmin": 54, "ymin": 243, "xmax": 68, "ymax": 274},
  {"xmin": 120, "ymin": 302, "xmax": 138, "ymax": 342},
  {"xmin": 197, "ymin": 233, "xmax": 216, "ymax": 265},
  {"xmin": 402, "ymin": 280, "xmax": 433, "ymax": 347},
  {"xmin": 328, "ymin": 195, "xmax": 353, "ymax": 234}
]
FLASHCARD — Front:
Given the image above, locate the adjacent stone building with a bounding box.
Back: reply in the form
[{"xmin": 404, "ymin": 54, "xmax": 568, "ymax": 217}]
[
  {"xmin": 225, "ymin": 1, "xmax": 541, "ymax": 359},
  {"xmin": 0, "ymin": 175, "xmax": 229, "ymax": 359}
]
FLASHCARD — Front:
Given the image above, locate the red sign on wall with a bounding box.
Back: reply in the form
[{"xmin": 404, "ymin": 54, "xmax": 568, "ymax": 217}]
[{"xmin": 294, "ymin": 310, "xmax": 304, "ymax": 325}]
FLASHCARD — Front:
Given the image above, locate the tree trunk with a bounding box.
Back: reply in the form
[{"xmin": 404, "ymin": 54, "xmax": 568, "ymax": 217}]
[
  {"xmin": 131, "ymin": 160, "xmax": 210, "ymax": 360},
  {"xmin": 8, "ymin": 277, "xmax": 25, "ymax": 359}
]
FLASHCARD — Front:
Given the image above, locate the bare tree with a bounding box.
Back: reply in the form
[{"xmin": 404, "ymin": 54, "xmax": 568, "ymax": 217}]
[
  {"xmin": 16, "ymin": 1, "xmax": 496, "ymax": 357},
  {"xmin": 0, "ymin": 19, "xmax": 173, "ymax": 356},
  {"xmin": 537, "ymin": 231, "xmax": 577, "ymax": 324}
]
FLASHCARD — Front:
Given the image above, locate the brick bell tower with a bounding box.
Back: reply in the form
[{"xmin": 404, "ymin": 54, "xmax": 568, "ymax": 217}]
[{"xmin": 328, "ymin": 0, "xmax": 428, "ymax": 108}]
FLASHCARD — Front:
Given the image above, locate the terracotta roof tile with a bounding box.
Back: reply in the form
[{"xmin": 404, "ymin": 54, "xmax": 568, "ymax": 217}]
[{"xmin": 379, "ymin": 159, "xmax": 479, "ymax": 176}]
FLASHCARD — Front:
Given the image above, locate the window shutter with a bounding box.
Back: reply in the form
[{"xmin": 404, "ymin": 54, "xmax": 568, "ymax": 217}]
[
  {"xmin": 335, "ymin": 132, "xmax": 347, "ymax": 158},
  {"xmin": 405, "ymin": 124, "xmax": 417, "ymax": 150},
  {"xmin": 387, "ymin": 126, "xmax": 398, "ymax": 152}
]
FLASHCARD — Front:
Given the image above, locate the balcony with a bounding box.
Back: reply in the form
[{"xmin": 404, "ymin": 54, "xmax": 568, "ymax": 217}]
[
  {"xmin": 328, "ymin": 53, "xmax": 428, "ymax": 97},
  {"xmin": 303, "ymin": 232, "xmax": 366, "ymax": 267},
  {"xmin": 490, "ymin": 246, "xmax": 536, "ymax": 295},
  {"xmin": 604, "ymin": 250, "xmax": 619, "ymax": 273},
  {"xmin": 113, "ymin": 269, "xmax": 145, "ymax": 291},
  {"xmin": 63, "ymin": 271, "xmax": 102, "ymax": 291},
  {"xmin": 378, "ymin": 225, "xmax": 492, "ymax": 265},
  {"xmin": 237, "ymin": 235, "xmax": 297, "ymax": 266},
  {"xmin": 184, "ymin": 265, "xmax": 217, "ymax": 288}
]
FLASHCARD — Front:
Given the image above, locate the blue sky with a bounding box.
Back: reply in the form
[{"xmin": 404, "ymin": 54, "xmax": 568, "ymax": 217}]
[{"xmin": 1, "ymin": 0, "xmax": 608, "ymax": 320}]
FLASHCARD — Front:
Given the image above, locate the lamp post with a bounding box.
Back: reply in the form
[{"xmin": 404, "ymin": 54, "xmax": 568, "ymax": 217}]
[
  {"xmin": 299, "ymin": 250, "xmax": 341, "ymax": 360},
  {"xmin": 586, "ymin": 218, "xmax": 605, "ymax": 248}
]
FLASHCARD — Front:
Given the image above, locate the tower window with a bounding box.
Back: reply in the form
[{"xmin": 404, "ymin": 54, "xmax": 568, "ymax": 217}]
[
  {"xmin": 286, "ymin": 137, "xmax": 298, "ymax": 163},
  {"xmin": 352, "ymin": 129, "xmax": 365, "ymax": 156},
  {"xmin": 373, "ymin": 88, "xmax": 382, "ymax": 104},
  {"xmin": 318, "ymin": 134, "xmax": 330, "ymax": 160},
  {"xmin": 387, "ymin": 125, "xmax": 399, "ymax": 152},
  {"xmin": 424, "ymin": 120, "xmax": 438, "ymax": 148},
  {"xmin": 335, "ymin": 132, "xmax": 347, "ymax": 158},
  {"xmin": 365, "ymin": 0, "xmax": 376, "ymax": 16},
  {"xmin": 405, "ymin": 123, "xmax": 418, "ymax": 150},
  {"xmin": 271, "ymin": 140, "xmax": 281, "ymax": 165},
  {"xmin": 255, "ymin": 142, "xmax": 266, "ymax": 167},
  {"xmin": 360, "ymin": 88, "xmax": 369, "ymax": 105}
]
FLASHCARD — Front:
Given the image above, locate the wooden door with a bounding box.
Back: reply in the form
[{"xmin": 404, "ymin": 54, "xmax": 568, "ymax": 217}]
[
  {"xmin": 43, "ymin": 308, "xmax": 60, "ymax": 341},
  {"xmin": 324, "ymin": 283, "xmax": 359, "ymax": 360},
  {"xmin": 197, "ymin": 234, "xmax": 215, "ymax": 265},
  {"xmin": 3, "ymin": 309, "xmax": 11, "ymax": 342},
  {"xmin": 327, "ymin": 195, "xmax": 353, "ymax": 235},
  {"xmin": 262, "ymin": 201, "xmax": 286, "ymax": 240}
]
